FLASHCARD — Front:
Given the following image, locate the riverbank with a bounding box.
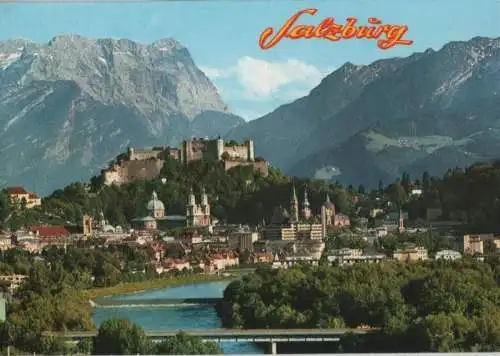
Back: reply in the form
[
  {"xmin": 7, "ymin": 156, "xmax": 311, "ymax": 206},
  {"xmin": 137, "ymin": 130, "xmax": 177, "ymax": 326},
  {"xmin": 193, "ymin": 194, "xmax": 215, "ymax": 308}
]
[
  {"xmin": 92, "ymin": 280, "xmax": 263, "ymax": 354},
  {"xmin": 84, "ymin": 274, "xmax": 233, "ymax": 300}
]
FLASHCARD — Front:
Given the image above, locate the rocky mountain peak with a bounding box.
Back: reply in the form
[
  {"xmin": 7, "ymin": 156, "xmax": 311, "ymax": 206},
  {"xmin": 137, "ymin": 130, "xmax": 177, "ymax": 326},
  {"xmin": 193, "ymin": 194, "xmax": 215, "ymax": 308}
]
[
  {"xmin": 1, "ymin": 34, "xmax": 227, "ymax": 119},
  {"xmin": 228, "ymin": 35, "xmax": 500, "ymax": 188},
  {"xmin": 0, "ymin": 35, "xmax": 243, "ymax": 194},
  {"xmin": 152, "ymin": 38, "xmax": 185, "ymax": 52}
]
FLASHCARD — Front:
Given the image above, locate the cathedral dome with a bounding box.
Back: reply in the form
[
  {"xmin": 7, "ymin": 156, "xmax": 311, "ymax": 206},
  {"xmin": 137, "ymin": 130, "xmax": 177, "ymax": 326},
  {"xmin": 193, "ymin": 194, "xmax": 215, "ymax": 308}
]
[{"xmin": 147, "ymin": 191, "xmax": 165, "ymax": 211}]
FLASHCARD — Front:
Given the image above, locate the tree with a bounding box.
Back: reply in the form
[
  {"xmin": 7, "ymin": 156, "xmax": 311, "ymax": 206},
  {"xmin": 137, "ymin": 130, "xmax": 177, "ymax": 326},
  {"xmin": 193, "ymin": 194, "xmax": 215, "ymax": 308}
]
[
  {"xmin": 93, "ymin": 319, "xmax": 152, "ymax": 355},
  {"xmin": 0, "ymin": 191, "xmax": 10, "ymax": 228},
  {"xmin": 401, "ymin": 172, "xmax": 411, "ymax": 194},
  {"xmin": 221, "ymin": 152, "xmax": 230, "ymax": 161},
  {"xmin": 388, "ymin": 181, "xmax": 407, "ymax": 207},
  {"xmin": 422, "ymin": 171, "xmax": 430, "ymax": 193},
  {"xmin": 378, "ymin": 180, "xmax": 384, "ymax": 195},
  {"xmin": 154, "ymin": 332, "xmax": 222, "ymax": 355}
]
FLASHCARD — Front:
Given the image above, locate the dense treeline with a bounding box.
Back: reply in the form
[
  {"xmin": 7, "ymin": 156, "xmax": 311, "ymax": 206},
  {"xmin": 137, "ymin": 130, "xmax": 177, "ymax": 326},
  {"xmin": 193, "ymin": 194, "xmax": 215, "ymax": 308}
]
[
  {"xmin": 5, "ymin": 158, "xmax": 500, "ymax": 234},
  {"xmin": 0, "ymin": 245, "xmax": 206, "ymax": 354},
  {"xmin": 90, "ymin": 319, "xmax": 221, "ymax": 355},
  {"xmin": 219, "ymin": 260, "xmax": 500, "ymax": 352},
  {"xmin": 4, "ymin": 156, "xmax": 500, "ymax": 233},
  {"xmin": 0, "ymin": 158, "xmax": 356, "ymax": 230},
  {"xmin": 367, "ymin": 161, "xmax": 500, "ymax": 232}
]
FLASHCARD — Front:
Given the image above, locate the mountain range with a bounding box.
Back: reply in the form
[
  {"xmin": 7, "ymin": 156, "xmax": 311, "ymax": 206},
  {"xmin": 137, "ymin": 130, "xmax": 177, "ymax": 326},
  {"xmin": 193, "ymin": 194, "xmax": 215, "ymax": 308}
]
[
  {"xmin": 2, "ymin": 35, "xmax": 500, "ymax": 194},
  {"xmin": 0, "ymin": 35, "xmax": 244, "ymax": 195},
  {"xmin": 227, "ymin": 36, "xmax": 500, "ymax": 188}
]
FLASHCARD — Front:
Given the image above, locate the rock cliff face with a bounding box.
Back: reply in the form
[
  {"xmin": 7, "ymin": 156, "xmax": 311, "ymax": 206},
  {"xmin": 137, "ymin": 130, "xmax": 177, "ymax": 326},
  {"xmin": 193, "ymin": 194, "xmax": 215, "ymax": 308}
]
[
  {"xmin": 227, "ymin": 36, "xmax": 500, "ymax": 187},
  {"xmin": 0, "ymin": 35, "xmax": 244, "ymax": 195}
]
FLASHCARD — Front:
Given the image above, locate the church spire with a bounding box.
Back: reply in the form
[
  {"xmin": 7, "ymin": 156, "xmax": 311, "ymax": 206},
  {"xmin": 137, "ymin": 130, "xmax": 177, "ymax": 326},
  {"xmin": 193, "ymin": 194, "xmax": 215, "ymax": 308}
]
[
  {"xmin": 302, "ymin": 186, "xmax": 311, "ymax": 219},
  {"xmin": 187, "ymin": 187, "xmax": 196, "ymax": 206},
  {"xmin": 201, "ymin": 186, "xmax": 208, "ymax": 206},
  {"xmin": 290, "ymin": 181, "xmax": 299, "ymax": 222},
  {"xmin": 399, "ymin": 208, "xmax": 405, "ymax": 233},
  {"xmin": 291, "ymin": 183, "xmax": 298, "ymax": 203}
]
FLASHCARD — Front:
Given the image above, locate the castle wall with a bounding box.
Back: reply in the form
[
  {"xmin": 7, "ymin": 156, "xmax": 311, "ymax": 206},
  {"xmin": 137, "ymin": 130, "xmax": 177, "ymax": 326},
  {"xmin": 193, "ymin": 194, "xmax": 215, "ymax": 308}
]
[
  {"xmin": 182, "ymin": 139, "xmax": 207, "ymax": 162},
  {"xmin": 223, "ymin": 160, "xmax": 269, "ymax": 177},
  {"xmin": 182, "ymin": 139, "xmax": 224, "ymax": 162},
  {"xmin": 124, "ymin": 159, "xmax": 164, "ymax": 182},
  {"xmin": 222, "ymin": 145, "xmax": 249, "ymax": 160},
  {"xmin": 165, "ymin": 148, "xmax": 181, "ymax": 160},
  {"xmin": 103, "ymin": 168, "xmax": 124, "ymax": 186},
  {"xmin": 221, "ymin": 140, "xmax": 254, "ymax": 161},
  {"xmin": 104, "ymin": 159, "xmax": 164, "ymax": 186},
  {"xmin": 104, "ymin": 139, "xmax": 259, "ymax": 186},
  {"xmin": 128, "ymin": 147, "xmax": 164, "ymax": 161}
]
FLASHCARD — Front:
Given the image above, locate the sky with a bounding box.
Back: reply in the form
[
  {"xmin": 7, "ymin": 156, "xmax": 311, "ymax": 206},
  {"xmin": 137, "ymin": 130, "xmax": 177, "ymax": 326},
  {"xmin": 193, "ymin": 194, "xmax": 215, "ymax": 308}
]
[{"xmin": 0, "ymin": 0, "xmax": 499, "ymax": 120}]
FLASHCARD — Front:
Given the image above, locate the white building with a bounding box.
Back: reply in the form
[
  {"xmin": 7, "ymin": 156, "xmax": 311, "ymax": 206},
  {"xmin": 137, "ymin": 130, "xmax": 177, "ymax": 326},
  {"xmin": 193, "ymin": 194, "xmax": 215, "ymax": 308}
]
[
  {"xmin": 327, "ymin": 248, "xmax": 386, "ymax": 265},
  {"xmin": 435, "ymin": 250, "xmax": 462, "ymax": 261}
]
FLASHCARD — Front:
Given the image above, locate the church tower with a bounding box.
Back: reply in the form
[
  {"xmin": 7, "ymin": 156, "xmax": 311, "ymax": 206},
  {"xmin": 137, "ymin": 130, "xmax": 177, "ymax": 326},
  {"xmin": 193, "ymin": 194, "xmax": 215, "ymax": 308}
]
[
  {"xmin": 200, "ymin": 186, "xmax": 210, "ymax": 225},
  {"xmin": 398, "ymin": 209, "xmax": 405, "ymax": 233},
  {"xmin": 186, "ymin": 188, "xmax": 196, "ymax": 227},
  {"xmin": 290, "ymin": 183, "xmax": 299, "ymax": 222},
  {"xmin": 302, "ymin": 187, "xmax": 311, "ymax": 219},
  {"xmin": 322, "ymin": 194, "xmax": 335, "ymax": 226}
]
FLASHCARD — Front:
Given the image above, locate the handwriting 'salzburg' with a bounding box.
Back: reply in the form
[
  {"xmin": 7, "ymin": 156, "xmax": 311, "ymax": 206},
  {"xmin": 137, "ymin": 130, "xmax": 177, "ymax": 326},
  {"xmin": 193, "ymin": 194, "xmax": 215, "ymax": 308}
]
[{"xmin": 259, "ymin": 8, "xmax": 413, "ymax": 50}]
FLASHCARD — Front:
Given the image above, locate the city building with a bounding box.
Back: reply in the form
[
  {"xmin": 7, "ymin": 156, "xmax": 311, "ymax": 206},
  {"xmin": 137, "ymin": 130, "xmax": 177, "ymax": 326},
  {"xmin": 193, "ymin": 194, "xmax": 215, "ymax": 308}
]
[
  {"xmin": 262, "ymin": 185, "xmax": 328, "ymax": 241},
  {"xmin": 393, "ymin": 245, "xmax": 428, "ymax": 262},
  {"xmin": 321, "ymin": 194, "xmax": 351, "ymax": 227},
  {"xmin": 327, "ymin": 249, "xmax": 387, "ymax": 265},
  {"xmin": 0, "ymin": 235, "xmax": 12, "ymax": 250},
  {"xmin": 462, "ymin": 234, "xmax": 484, "ymax": 255},
  {"xmin": 186, "ymin": 187, "xmax": 211, "ymax": 227},
  {"xmin": 435, "ymin": 250, "xmax": 462, "ymax": 261},
  {"xmin": 210, "ymin": 253, "xmax": 239, "ymax": 270},
  {"xmin": 28, "ymin": 226, "xmax": 70, "ymax": 250},
  {"xmin": 0, "ymin": 274, "xmax": 27, "ymax": 293},
  {"xmin": 228, "ymin": 231, "xmax": 259, "ymax": 251},
  {"xmin": 6, "ymin": 187, "xmax": 41, "ymax": 209},
  {"xmin": 132, "ymin": 191, "xmax": 187, "ymax": 230},
  {"xmin": 82, "ymin": 215, "xmax": 93, "ymax": 236}
]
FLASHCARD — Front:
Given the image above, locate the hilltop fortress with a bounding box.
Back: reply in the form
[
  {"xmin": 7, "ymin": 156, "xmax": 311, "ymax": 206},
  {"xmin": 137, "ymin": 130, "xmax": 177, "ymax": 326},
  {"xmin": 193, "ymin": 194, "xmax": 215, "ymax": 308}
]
[{"xmin": 102, "ymin": 138, "xmax": 269, "ymax": 186}]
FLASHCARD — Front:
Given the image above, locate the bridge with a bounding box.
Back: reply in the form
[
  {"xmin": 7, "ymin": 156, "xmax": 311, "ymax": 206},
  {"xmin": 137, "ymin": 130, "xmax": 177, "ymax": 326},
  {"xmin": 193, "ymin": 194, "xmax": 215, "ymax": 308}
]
[
  {"xmin": 93, "ymin": 297, "xmax": 222, "ymax": 307},
  {"xmin": 43, "ymin": 328, "xmax": 374, "ymax": 355}
]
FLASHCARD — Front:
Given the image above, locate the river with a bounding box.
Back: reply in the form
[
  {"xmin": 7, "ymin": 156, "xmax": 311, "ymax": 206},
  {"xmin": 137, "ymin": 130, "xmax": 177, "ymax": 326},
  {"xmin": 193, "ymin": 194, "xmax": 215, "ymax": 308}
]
[{"xmin": 92, "ymin": 280, "xmax": 263, "ymax": 354}]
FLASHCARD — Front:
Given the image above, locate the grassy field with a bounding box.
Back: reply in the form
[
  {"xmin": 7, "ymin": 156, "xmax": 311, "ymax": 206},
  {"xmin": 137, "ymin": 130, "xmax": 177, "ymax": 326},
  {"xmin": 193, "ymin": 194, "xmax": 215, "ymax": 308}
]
[{"xmin": 84, "ymin": 274, "xmax": 233, "ymax": 300}]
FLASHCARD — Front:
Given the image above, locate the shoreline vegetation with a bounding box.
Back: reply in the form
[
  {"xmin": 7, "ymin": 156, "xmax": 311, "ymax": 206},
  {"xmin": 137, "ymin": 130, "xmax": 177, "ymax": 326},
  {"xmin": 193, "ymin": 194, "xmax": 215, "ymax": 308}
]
[{"xmin": 84, "ymin": 274, "xmax": 233, "ymax": 301}]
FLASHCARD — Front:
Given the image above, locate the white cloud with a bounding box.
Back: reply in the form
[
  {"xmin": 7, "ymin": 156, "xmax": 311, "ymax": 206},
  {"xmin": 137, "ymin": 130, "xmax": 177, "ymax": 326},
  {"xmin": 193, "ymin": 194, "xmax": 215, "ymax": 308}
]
[{"xmin": 201, "ymin": 57, "xmax": 331, "ymax": 101}]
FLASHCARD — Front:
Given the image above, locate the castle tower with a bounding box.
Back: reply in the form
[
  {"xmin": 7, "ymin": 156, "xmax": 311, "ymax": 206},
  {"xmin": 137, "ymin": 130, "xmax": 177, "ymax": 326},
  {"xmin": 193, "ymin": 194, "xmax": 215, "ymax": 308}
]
[
  {"xmin": 290, "ymin": 183, "xmax": 299, "ymax": 222},
  {"xmin": 302, "ymin": 187, "xmax": 311, "ymax": 219},
  {"xmin": 399, "ymin": 209, "xmax": 405, "ymax": 233},
  {"xmin": 216, "ymin": 138, "xmax": 224, "ymax": 160},
  {"xmin": 246, "ymin": 140, "xmax": 255, "ymax": 161}
]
